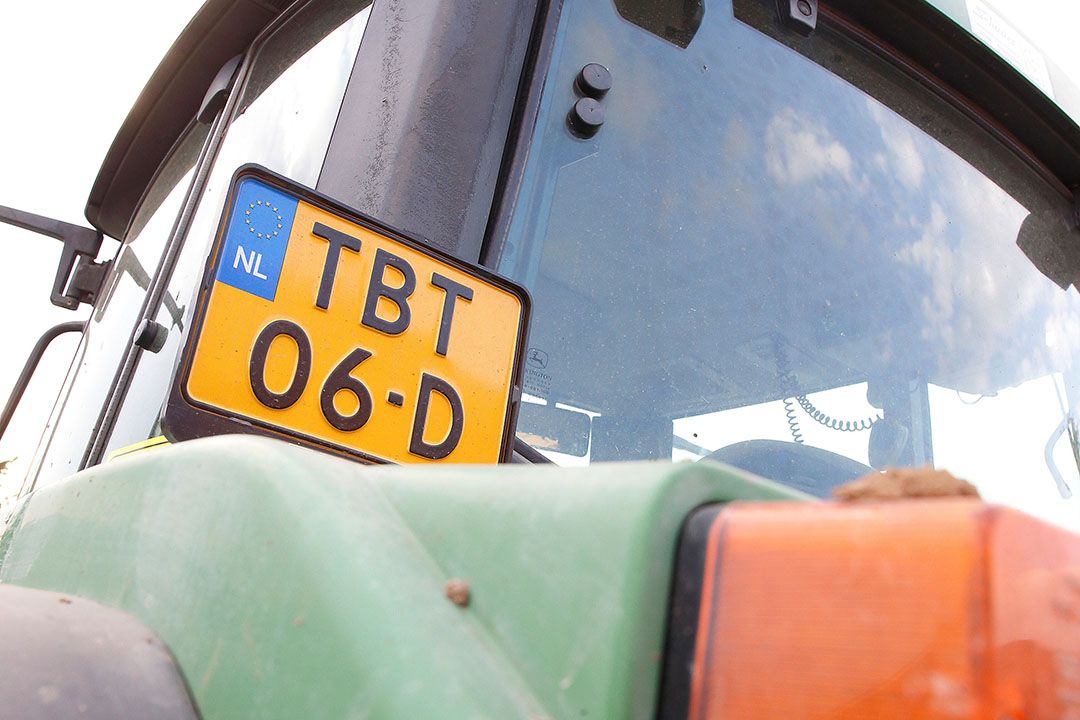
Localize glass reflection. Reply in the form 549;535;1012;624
502;0;1080;526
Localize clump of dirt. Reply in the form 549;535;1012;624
834;466;979;501
445;579;471;607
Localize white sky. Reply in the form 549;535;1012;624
0;0;1077;505
990;0;1080;87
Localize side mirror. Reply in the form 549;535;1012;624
0;205;111;310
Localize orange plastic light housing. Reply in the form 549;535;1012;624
681;500;1080;719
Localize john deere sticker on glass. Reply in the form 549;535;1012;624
165;165;529;464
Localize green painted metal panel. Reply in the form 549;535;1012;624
0;436;804;719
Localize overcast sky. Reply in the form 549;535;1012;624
0;0;1077;500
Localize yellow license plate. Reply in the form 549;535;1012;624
165;165;529;464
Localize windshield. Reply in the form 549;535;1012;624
499;0;1080;529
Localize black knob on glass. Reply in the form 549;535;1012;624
575;63;612;99
567;97;605;137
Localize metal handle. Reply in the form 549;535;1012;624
0;321;86;441
1044;416;1074;499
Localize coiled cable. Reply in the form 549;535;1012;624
774;337;880;443
795;394;880;433
774;339;805;444
782;396;804;444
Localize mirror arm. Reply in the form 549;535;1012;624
0;205;109;310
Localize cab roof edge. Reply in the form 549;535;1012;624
84;0;289;240
825;0;1080;196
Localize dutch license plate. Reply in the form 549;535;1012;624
165;165;529;464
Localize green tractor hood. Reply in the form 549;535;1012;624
0;436;802;719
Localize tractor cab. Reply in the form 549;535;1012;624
2;0;1080;524
4;1;1080;718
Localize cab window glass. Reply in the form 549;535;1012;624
499;0;1080;528
100;0;372;459
27;127;205;486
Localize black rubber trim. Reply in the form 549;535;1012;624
480;0;564;268
657;504;725;720
823;0;1080;196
